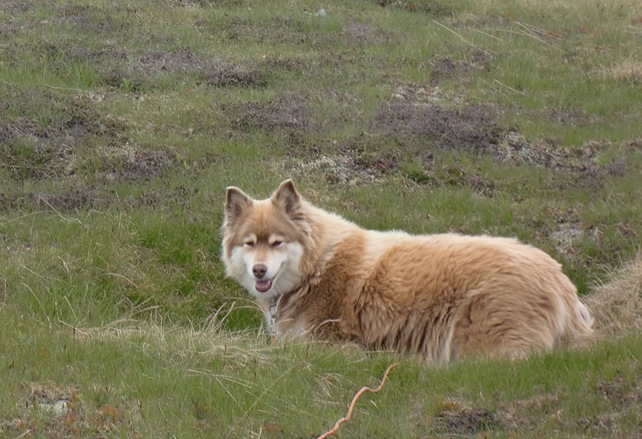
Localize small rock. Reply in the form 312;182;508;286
38;400;70;416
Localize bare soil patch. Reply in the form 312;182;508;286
340;19;397;45
433;399;504;435
285;148;393;185
0;84;182;187
495;133;629;191
375;99;506;150
173;0;244;7
428;48;493;85
221;16;308;45
97;144;179;183
10;4;270;91
135;48;267;87
54;3;134;34
576;373;642;438
376;0;459;16
201;14;395;48
0;190;108;213
254;84;507;189
220;92;313;134
0;186;195;214
0;88;125;143
0;87;126;181
99;47;267;90
547;107;598;126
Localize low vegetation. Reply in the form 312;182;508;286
1;0;640;437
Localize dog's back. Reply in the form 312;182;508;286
276;226;593;363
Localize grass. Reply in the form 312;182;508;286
1;318;640;438
1;0;641;437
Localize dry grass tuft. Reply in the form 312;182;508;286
586;252;642;337
513;0;642;14
598;58;642;85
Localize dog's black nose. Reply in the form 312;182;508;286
253;264;267;278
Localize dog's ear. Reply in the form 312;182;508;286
272;179;301;216
225;186;252;220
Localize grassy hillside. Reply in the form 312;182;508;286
1;0;641;437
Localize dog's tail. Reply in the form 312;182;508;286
563;297;594;346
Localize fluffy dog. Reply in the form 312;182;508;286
222;179;593;363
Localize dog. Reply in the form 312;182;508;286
221;179;593;363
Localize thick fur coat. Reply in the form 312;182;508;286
222;179;593;364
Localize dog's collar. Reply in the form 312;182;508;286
266;284;303;336
267;295;280;336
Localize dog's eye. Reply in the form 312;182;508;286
271;240;283;247
243;241;255;247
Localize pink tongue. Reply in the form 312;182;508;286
255;279;273;293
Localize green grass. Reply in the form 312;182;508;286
1;0;641;436
1;316;640;437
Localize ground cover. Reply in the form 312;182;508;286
1;0;641;436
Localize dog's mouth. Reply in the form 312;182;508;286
255;278;273;293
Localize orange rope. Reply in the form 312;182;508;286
317;363;399;439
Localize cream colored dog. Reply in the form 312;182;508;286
222;179;593;363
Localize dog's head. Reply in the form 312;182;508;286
222;179;309;300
